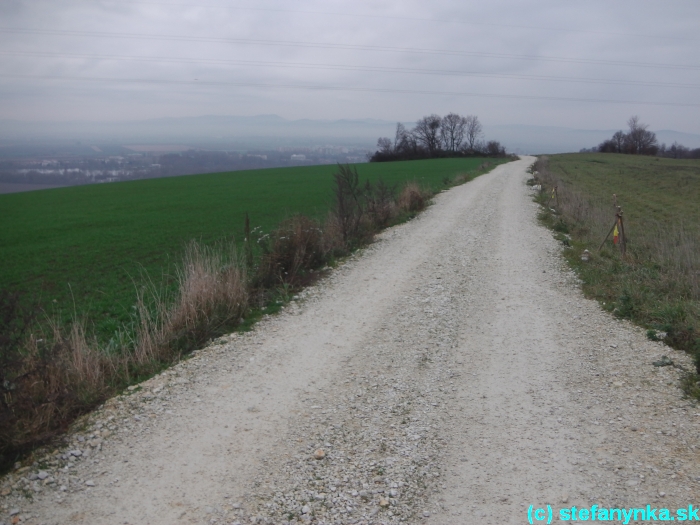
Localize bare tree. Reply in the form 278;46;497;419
394;123;405;150
463;115;483;151
412;114;442;155
440;113;467;152
598;139;616;153
376;137;392;155
627;115;657;155
668;141;689;159
598;117;659;156
612;131;626;153
393;122;412;154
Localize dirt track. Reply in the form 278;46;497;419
2;156;698;525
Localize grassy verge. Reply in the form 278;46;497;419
0;158;508;472
530;153;700;397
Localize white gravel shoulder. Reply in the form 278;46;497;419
2;156;698;525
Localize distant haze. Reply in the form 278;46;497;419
0;1;698;141
0;115;395;148
1;115;699;155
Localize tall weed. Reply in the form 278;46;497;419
0;240;248;469
397;182;427;213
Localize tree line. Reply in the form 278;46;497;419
369;113;507;162
597;116;700;158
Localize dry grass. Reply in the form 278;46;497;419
0;240;248;467
0;324;116;456
397;182;427;213
165;241;248;352
321;212;348;256
365;179;397;229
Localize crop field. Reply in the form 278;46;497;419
545;153;700;232
535;153;700;386
1;157;504;338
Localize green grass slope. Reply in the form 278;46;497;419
1;158;503;337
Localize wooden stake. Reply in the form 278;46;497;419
598;220;618;251
550;185;559;208
618;210;627;255
598;199;627;256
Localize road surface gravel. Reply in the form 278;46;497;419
2;156;698;525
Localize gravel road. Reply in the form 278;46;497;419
2;156;698;525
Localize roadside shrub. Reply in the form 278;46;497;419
256;215;328;288
332;164;365;245
397;182;426;213
365;179;397;229
320;212;347;257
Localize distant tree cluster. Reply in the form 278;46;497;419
657;142;700;159
596;116;699;158
370;113;507;162
598;116;659;155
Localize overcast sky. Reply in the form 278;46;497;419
1;0;698;132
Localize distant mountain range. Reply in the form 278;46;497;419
0;115;394;149
1;115;698;154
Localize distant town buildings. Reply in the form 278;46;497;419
0;144;372;193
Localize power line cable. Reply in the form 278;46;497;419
98;1;699;42
3;28;700;71
2;73;699;108
2;50;698;89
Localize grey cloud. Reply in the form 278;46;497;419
0;0;698;135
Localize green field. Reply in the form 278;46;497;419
536;153;700;385
1;158;504;338
546;153;700;233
